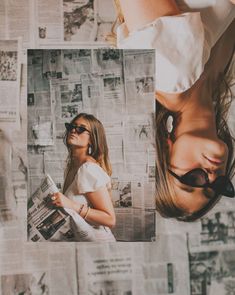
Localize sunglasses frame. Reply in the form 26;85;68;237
168;168;234;198
65;122;90;135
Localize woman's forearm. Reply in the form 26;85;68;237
80;205;116;228
119;0;180;32
50;192;116;228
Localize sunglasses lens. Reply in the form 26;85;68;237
182;169;207;186
65;123;72;131
65;123;88;134
225;182;235;198
213;177;235;198
76;126;86;134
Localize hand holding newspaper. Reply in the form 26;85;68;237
27;174;97;242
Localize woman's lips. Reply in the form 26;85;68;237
204;156;224;165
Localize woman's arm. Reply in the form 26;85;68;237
118;0;180;32
81;187;116;228
50;188;116;228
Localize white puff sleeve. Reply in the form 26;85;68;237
117;12;210;93
76;162;110;194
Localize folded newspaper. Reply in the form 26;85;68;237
27;174;97;241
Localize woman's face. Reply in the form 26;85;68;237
169;133;229;213
66;117;90;150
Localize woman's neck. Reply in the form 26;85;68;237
174;81;218;139
70;148;89;168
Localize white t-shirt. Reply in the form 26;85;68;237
64;162;116;242
117;0;235;93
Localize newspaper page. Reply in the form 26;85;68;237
28;174;104;242
76;234;190;295
104;121;124;165
0;131;15;221
0;1;32;48
6;0;32;47
0;0;116;48
180;198;235;295
123;50;155;114
0;57;28;223
1;272;49;295
35;0;64;45
27;50;54;146
63;0;97;42
0;1;6;38
35;0;116;47
0;227;78;295
27;174;71;242
189;247;235;295
112;208;156;241
0;39;21;129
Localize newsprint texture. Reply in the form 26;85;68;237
0;0;116;48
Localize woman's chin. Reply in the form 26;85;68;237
67;139;75;146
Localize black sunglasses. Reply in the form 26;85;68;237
168;168;234;198
65;123;90;135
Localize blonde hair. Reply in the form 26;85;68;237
155;68;235;222
105;0;124;47
63;113;112;177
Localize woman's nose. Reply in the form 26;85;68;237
207;172;217;183
206;169;223;183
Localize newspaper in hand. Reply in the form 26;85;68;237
27;174;96;242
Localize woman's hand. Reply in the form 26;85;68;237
50;192;80;212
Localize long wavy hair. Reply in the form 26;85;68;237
155;59;235;221
63;113;112;178
105;0;124;46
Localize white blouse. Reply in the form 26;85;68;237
64;162;116;242
65;162;111;197
117;0;235;93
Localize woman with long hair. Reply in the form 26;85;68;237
110;0;235;221
50;113;116;240
155;23;235;221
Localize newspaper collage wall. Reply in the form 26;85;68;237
0;1;235;294
27;49;156;242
